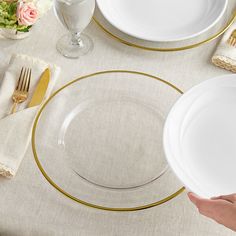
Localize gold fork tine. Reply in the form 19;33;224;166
10;67;31;114
233;38;236;46
23;68;31;92
21;68;27;92
26;69;31;92
227;29;236;47
20;68;27;91
19;67;28;91
17;68;26;91
16;67;25;90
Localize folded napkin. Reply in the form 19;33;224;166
212;22;236;73
0;54;60;177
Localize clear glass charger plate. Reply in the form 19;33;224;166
93;0;236;52
32;70;184;211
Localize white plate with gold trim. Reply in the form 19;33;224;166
164;74;236;198
96;0;228;42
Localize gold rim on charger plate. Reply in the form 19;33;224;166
93;10;236;52
32;70;185;212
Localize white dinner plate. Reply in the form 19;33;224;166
164;74;236;198
96;0;228;42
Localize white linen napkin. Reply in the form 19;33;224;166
0;54;60;177
212;22;236;73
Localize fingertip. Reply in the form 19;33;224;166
188;192;199;198
188;192;193;196
187;192;193;199
187;192;199;205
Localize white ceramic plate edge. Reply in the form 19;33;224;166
163;74;236;198
96;0;228;42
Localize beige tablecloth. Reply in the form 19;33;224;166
0;7;235;236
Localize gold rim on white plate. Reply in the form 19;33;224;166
93;10;236;52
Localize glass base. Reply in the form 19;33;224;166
56;33;93;59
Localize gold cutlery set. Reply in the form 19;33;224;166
10;67;50;114
227;29;236;47
212;29;236;73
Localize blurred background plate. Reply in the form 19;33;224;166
94;0;236;51
32;70;184;211
96;0;228;42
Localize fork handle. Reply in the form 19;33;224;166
10;102;18;114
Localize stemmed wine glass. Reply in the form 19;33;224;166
54;0;95;58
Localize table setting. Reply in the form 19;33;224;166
1;0;236;235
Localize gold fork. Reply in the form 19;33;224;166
227;29;236;47
11;67;31;114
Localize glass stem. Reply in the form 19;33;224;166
71;32;83;47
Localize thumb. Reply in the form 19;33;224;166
188;192;215;208
188;192;232;221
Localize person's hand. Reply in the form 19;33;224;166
188;192;236;232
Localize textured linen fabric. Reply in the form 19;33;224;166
0;54;60;177
0;7;235;236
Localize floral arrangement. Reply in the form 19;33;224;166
0;0;52;32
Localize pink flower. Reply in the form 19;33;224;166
17;1;38;26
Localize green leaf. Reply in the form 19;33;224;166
17;25;32;32
8;2;17;15
0;1;18;29
17;28;29;32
